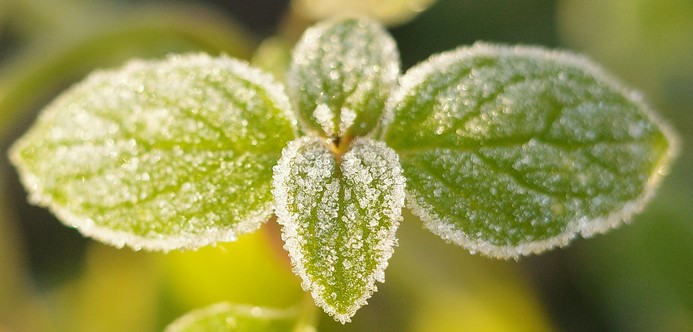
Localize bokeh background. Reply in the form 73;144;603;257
1;0;691;331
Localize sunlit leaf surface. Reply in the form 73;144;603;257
382;43;676;258
288;17;399;138
292;0;437;26
165;302;299;332
273;137;405;323
10;54;297;251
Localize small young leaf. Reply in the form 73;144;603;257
381;43;676;258
164;302;299;332
10;54;297;251
288;17;400;139
273;137;405;323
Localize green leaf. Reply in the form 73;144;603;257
381;43;676;258
164;302;299;332
292;0;438;26
287;17;400;139
10;54;297;251
273;137;405;323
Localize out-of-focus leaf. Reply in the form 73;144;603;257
165;302;302;332
252;37;293;82
10;54;297;251
382;42;676;258
9;0;100;39
292;0;437;26
0;4;255;140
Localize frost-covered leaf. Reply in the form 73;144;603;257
273;137;405;323
288;17;399;139
164;302;299;332
10;54;297;251
381;43;676;258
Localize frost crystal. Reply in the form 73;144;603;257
10;53;297;251
288;17;400;138
313;104;335;136
382;43;676;258
273;137;405;323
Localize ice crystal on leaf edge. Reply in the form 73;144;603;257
9;53;298;252
272;137;405;323
379;42;678;259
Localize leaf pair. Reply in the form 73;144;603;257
10;17;676;323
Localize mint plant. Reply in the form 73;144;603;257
9;16;676;324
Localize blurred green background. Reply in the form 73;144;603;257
0;0;690;331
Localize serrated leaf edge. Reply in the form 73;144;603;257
8;53;298;252
288;16;400;138
406;164;668;259
379;42;676;141
389;42;679;259
272;137;405;323
130;53;300;137
332;137;405;323
9;151;275;252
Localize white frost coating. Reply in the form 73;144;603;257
9;53;298;251
12;160;272;252
386;42;679;258
126;53;298;136
272;136;405;323
339;107;357;136
167;53;299;135
313;104;335;136
380;42;677;142
273;137;338;318
288;16;400;137
408;144;673;259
